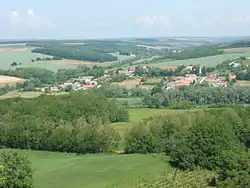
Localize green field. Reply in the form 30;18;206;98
110;108;180;142
28;150;172;188
0;47;77;71
151;52;250;67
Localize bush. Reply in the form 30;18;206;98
0;92;127;154
0;150;33;188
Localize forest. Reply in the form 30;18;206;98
0;92;128;154
28;40;152;62
124;107;250;187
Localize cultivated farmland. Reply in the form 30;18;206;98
0;75;24;85
223;47;250;53
112;78;141;88
150;52;250;67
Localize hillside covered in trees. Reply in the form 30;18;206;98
28;40;164;62
0;92;128;154
125;108;250;187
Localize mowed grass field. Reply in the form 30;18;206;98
151;52;250;67
27;150;172;188
27;109;180;188
110;108;179;139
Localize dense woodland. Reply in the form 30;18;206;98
0;92;128;154
28;40;163;62
143;86;250;108
95;85;250;108
124;108;250;187
227;40;250;48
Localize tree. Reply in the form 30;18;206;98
0;150;33;188
10;62;18;67
170;116;243;170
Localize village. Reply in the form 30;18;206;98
41;62;237;93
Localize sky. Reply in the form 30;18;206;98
1;0;250;39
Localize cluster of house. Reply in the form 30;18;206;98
41;76;104;93
204;73;236;87
118;66;150;76
164;74;198;90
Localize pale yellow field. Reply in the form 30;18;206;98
112;78;141;88
154;65;177;70
236;80;250;87
0;91;42;99
46;60;112;67
144;78;162;83
0;48;30;52
0;91;69;100
224;47;250;53
0;43;26;47
0;76;24;85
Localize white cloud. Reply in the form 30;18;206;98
8;9;55;29
135;15;171;27
230;14;250;26
9;11;24;25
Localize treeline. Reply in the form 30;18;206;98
32;47;118;62
28;40;172;62
153;46;223;61
143;86;250;108
95;85;250;108
124;108;250;187
0;92;128;154
227;40;250;48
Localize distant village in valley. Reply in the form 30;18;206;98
41;60;238;93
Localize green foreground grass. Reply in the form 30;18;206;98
27;109;177;188
28;151;172;188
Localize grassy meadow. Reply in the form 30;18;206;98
110;108;181;141
25;150;172;188
0;46;76;71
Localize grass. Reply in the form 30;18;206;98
150;52;250;67
0;46;77;72
0;91;69;100
27;150;172;188
128;108;175;123
0;91;43;99
110;108;177;140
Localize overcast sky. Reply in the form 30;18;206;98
1;0;250;39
